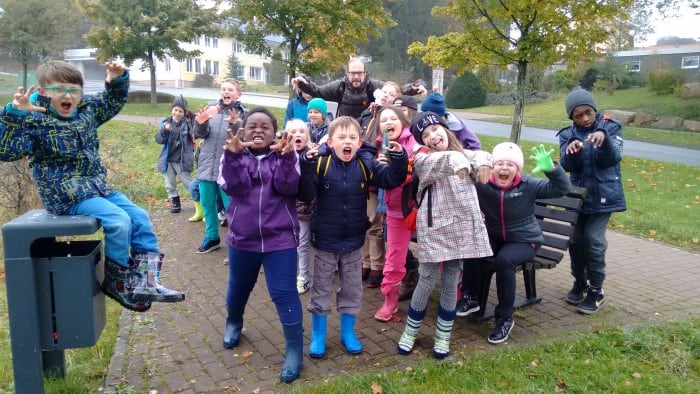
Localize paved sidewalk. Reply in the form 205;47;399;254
103;206;700;393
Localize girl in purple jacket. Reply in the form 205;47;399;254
218;107;303;383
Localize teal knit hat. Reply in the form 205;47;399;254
307;98;327;117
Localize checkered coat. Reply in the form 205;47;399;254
412;149;492;263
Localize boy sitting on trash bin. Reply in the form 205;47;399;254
0;60;184;312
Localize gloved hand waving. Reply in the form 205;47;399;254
530;144;554;173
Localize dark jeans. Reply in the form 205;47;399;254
462;242;537;320
226;247;302;325
569;212;611;289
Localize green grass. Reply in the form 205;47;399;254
289;319;699;393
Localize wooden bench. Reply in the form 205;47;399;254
470;186;586;321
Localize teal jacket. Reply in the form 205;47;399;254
0;72;129;214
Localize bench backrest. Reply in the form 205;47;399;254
530;186;586;269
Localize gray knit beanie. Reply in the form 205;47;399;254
565;87;596;119
172;96;187;110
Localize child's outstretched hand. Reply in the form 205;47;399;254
11;86;45;113
224;128;247;152
530;144;554;173
195;104;220;124
224;108;240;125
105;61;127;83
271;132;294;155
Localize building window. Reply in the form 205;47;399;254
194;36;201;45
213;61;220;76
205;60;212;74
212;38;219;49
233;41;244;53
186;58;193;72
195;59;201;74
681;56;699;69
164;57;171;72
205;36;211;47
249;66;263;81
626;60;641;72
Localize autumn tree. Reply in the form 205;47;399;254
0;0;83;89
408;0;632;143
225;0;394;97
80;0;223;106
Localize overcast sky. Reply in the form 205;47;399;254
637;6;699;46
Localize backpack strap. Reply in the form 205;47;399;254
316;154;370;184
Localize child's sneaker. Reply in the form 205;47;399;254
296;276;310;294
577;287;604;314
196;237;220;254
456;295;480;317
565;281;588;305
366;270;383;288
487;317;514;344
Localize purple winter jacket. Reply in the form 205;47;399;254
220;148;300;253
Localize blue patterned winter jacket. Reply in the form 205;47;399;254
0;72;129;214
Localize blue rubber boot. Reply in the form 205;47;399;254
280;321;304;383
309;314;327;358
339;313;363;355
223;315;243;349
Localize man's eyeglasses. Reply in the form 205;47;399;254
347;71;365;76
43;86;84;97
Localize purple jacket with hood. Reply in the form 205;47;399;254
220;148;300;253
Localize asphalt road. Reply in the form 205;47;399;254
88;81;699;166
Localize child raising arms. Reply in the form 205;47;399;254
298;116;407;359
397;112;492;359
0;60;184;312
218;108;303;383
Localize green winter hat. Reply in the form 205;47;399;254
307;98;327;117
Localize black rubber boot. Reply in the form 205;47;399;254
170;196;181;213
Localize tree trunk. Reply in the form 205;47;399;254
149;50;157;107
21;62;29;90
510;61;528;144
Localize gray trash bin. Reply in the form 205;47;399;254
2;209;105;393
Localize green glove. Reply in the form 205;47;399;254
530;144;554;173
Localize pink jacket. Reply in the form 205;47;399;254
378;127;417;219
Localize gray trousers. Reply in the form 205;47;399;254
307;248;363;316
163;162;193;198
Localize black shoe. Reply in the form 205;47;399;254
577;287;604;314
361;267;371;282
565;281;588;305
488;317;514;344
196;238;221;254
170;196;181;213
366;270;383;288
456;295;481;317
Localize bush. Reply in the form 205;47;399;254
550;68;578;92
194;73;214;88
476;67;499;93
648;68;683;95
445;72;486;109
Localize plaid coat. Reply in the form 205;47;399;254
412;149;492;263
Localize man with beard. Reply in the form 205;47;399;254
291;57;427;120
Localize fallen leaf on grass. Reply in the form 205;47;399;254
371;381;383;394
530;358;539;367
632;372;641;379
